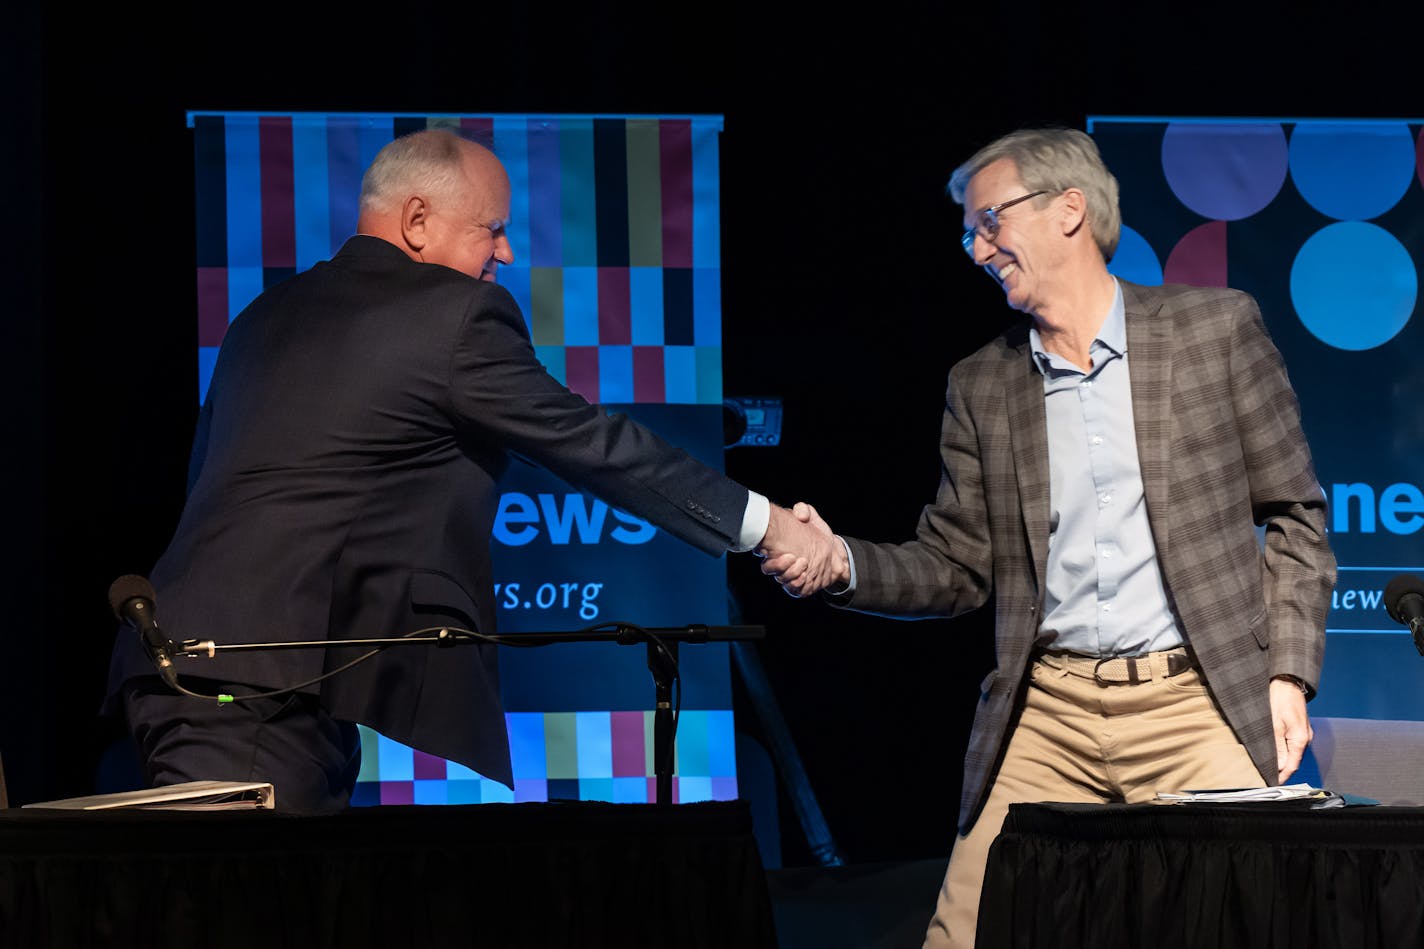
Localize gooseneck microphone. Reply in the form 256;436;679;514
109;575;180;689
1383;573;1424;658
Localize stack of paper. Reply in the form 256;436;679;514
1155;783;1342;807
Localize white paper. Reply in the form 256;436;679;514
1155;782;1337;805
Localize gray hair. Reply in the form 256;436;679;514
946;127;1122;262
359;128;469;215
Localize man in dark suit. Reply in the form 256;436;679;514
107;128;841;814
765;127;1336;948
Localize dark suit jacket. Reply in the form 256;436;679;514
106;236;749;786
830;280;1337;832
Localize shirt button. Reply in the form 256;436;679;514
1100;494;1112;505
1091;435;1103;446
1102;603;1113;612
1101;549;1113;559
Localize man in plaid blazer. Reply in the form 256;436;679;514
764;127;1336;948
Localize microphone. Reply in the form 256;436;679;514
109;575;180;689
1383;573;1424;657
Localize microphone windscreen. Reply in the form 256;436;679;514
1383;574;1424;624
108;574;157;618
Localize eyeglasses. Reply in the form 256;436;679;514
960;190;1050;257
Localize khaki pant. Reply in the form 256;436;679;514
923;653;1267;949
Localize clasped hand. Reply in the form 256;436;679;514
756;502;848;598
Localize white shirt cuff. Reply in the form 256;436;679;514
732;491;770;552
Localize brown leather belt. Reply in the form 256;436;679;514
1038;647;1195;685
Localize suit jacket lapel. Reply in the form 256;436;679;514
1122;280;1173;558
1004;327;1051;598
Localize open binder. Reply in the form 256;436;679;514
21;780;274;811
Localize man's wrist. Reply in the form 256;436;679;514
1273;674;1309;695
824;536;855;595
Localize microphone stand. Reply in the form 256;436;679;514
175;623;766;806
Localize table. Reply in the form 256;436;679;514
0;799;776;949
977;801;1424;948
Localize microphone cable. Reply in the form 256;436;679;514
172;622;681;728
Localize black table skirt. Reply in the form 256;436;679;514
0;800;777;949
977;802;1424;949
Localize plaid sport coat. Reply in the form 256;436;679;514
831;280;1337;832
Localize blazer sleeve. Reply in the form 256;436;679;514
443;283;750;556
1229;295;1336;690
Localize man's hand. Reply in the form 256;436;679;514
1270;676;1313;783
756;502;848;598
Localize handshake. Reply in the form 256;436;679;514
756;502;850;599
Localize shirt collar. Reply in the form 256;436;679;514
1028;278;1126;375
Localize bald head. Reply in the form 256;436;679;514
356;129;514;281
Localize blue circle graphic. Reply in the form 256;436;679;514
1161;123;1288;221
1106;225;1162;286
1290;222;1416;351
1288;122;1416;221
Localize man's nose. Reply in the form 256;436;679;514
495;235;515;266
971;232;996;265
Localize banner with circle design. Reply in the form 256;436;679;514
1090;116;1424;719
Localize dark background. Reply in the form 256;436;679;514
3;1;1413;866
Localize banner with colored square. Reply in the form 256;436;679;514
189;111;725;406
188;111;740;806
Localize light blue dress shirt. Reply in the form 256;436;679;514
1030;280;1183;657
833;282;1185;656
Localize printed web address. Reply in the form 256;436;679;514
1326;565;1420;634
493;581;604;621
1331;587;1383;611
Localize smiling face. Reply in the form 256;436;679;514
962;158;1059;316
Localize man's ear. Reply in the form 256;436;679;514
401;195;430;252
1059;188;1088;237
